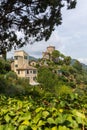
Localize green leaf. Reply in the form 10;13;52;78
42;111;49;119
54;114;66;125
51;126;58;130
4;114;11;123
44;128;50;130
58;126;70;130
32;127;37;130
37;120;45;127
66;114;73;122
22;120;30;125
18;112;31;123
47;117;55;124
72;110;85;119
67;120;78;128
35;107;44;113
0;125;4;130
72;129;81;130
33;113;42;124
18;125;28;130
1;109;8;115
9;111;16;117
4;124;15;130
55;117;60;125
50;107;57;112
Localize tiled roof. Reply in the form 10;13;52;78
47;46;55;48
17;64;37;70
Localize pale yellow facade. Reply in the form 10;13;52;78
17;66;37;84
11;50;38;85
14;50;28;72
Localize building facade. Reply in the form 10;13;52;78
11;50;37;85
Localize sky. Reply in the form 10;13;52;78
7;0;87;65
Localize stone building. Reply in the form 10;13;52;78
42;46;55;60
11;50;38;85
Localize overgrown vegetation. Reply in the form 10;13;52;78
0;50;87;130
0;93;87;130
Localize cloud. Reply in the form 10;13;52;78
78;58;87;65
7;0;87;65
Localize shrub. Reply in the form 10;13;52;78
55;85;72;96
0;59;11;74
0;75;7;93
6;71;17;80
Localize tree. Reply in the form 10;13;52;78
73;60;82;72
0;59;10;74
52;50;60;58
64;56;71;65
0;0;76;55
52;50;60;63
37;67;57;91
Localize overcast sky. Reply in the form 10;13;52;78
7;0;87;65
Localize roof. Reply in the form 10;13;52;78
47;46;55;48
17;64;37;70
14;50;28;56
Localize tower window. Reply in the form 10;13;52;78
15;64;18;67
14;56;18;60
24;56;27;59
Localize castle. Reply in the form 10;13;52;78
42;46;55;60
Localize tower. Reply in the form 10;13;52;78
13;50;29;72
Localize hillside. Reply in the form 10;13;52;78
37;49;87;94
0;50;87;130
71;59;87;70
29;55;38;61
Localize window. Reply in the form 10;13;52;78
18;70;20;74
15;64;18;67
24;56;27;59
33;70;36;74
30;70;32;73
26;70;29;74
14;56;18;60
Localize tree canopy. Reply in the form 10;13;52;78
0;0;76;54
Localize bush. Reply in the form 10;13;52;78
0;75;7;93
6;71;17;80
0;59;11;74
55;85;72;96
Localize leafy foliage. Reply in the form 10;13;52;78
0;93;87;130
1;48;87;130
0;71;31;96
37;67;58;91
0;59;11;74
72;60;82;72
